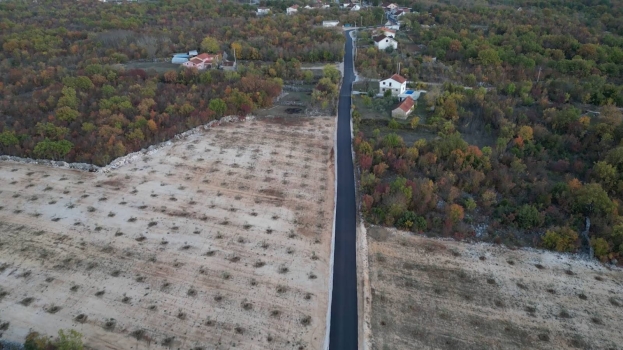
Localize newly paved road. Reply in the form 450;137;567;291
329;30;358;350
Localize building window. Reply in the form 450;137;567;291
389;82;392;86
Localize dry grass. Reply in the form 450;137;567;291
366;226;623;350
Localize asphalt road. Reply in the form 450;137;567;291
329;30;358;350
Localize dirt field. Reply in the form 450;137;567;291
0;116;335;350
366;226;623;350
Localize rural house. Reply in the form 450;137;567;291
379;74;407;96
374;35;398;51
323;20;340;27
256;7;270;15
382;2;399;12
391;97;414;119
287;5;298;14
182;53;221;70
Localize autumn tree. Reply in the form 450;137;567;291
542;227;579;252
201;36;220;53
323;64;340;84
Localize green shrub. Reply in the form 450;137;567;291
516;204;541;229
541;226;578;252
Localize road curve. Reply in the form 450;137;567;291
329;30;358;350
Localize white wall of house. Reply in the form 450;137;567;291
379;78;406;96
391;106;412;119
375;37;398;51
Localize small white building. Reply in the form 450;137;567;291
286;5;298;14
379;74;407;96
374;35;398;51
257;7;270;15
323;20;340;27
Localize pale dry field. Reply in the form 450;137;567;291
366;226;623;350
0;117;335;350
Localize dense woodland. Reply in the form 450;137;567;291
354;0;623;262
0;0;346;165
357;0;623;106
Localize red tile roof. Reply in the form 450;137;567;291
395;97;414;113
381;27;396;33
195;53;219;61
390;74;406;83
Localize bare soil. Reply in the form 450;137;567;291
366;226;623;350
0;117;335;350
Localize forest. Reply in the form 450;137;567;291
0;0;346;165
354;0;623;262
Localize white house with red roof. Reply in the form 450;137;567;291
182;53;221;70
379;74;407;96
287;5;298;14
374;35;398;51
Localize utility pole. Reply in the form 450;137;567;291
536;66;542;83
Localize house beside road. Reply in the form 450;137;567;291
379;74;407;96
182;53;221;70
323;20;340;27
374;35;398;51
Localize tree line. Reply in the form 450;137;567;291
0;0;346;165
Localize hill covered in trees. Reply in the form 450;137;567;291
0;0;345;165
354;0;623;263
